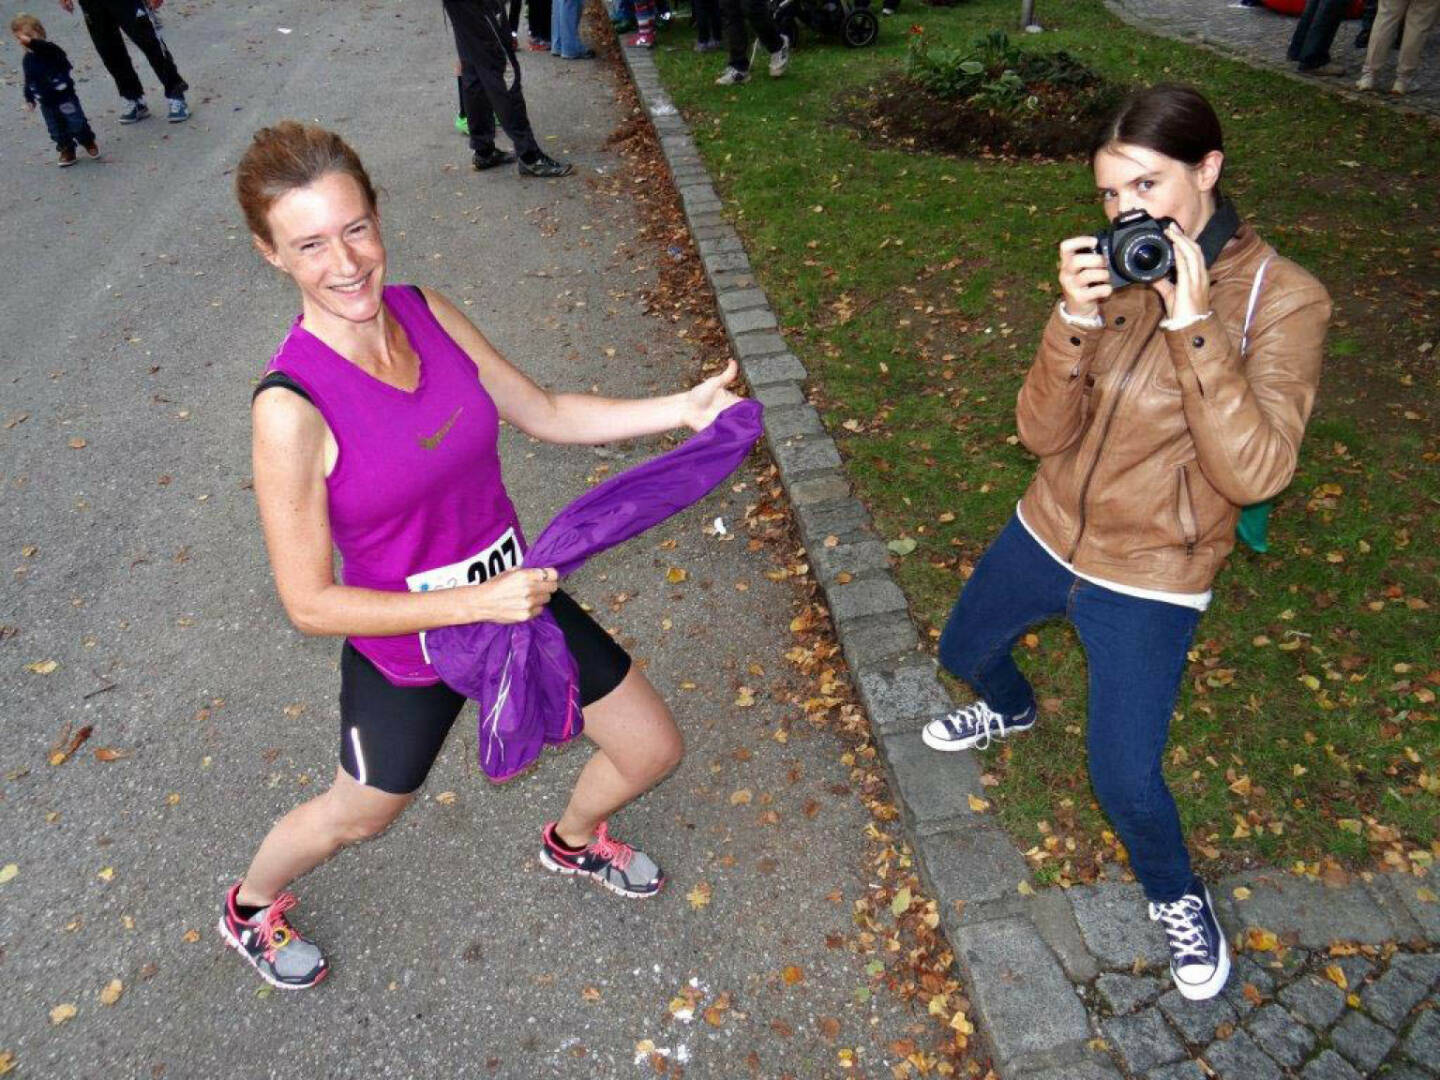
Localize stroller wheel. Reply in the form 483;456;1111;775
842;8;878;47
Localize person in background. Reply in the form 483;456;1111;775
625;0;660;47
1355;0;1378;46
693;0;722;51
13;11;98;167
1287;0;1355;76
713;0;789;85
56;0;188;122
443;0;572;177
551;0;595;58
526;0;552;50
1356;0;1439;93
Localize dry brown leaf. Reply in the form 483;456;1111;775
94;748;131;762
68;437;87;450
729;788;753;806
781;965;804;985
434;791;457;805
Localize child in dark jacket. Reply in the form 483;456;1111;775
12;12;98;167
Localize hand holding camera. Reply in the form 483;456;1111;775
1058;210;1211;324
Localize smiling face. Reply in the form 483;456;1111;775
255;170;386;328
1092;141;1224;237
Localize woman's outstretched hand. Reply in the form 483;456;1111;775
681;358;741;431
1154;223;1211;324
1057;236;1113;318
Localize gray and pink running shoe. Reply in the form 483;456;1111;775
539;821;665;898
218;884;328;989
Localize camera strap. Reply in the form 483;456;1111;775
1196;199;1241;269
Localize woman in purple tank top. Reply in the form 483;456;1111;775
216;122;741;989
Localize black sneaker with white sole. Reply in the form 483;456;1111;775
921;700;1036;752
1149;878;1230;1001
218;883;329;989
517;151;573;178
540;821;665;898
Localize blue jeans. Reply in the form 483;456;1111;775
1289;0;1352;67
551;0;587;55
937;515;1202;902
40;94;96;153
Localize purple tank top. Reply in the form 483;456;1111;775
266;284;523;685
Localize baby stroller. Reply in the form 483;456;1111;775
770;0;880;48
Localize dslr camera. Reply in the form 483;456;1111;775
1093;209;1176;289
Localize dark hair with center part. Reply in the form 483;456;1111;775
1090;84;1224;170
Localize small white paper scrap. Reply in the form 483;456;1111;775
713;517;727;535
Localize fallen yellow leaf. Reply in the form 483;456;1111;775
49;1003;77;1026
0;864;16;886
665;567;688;584
1245;927;1279;952
729;788;753;806
181;929;200;943
25;660;58;675
687;882;712;910
0;1050;15;1075
967;794;990;813
434;791;457;805
734;686;756;708
1232;886;1252;901
1324;965;1347;990
97;867;114;882
781;965;804;985
99;979;123;1006
68;437;87;450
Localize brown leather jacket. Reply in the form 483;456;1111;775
1016;224;1331;594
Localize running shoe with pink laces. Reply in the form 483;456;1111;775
218;884;329;989
539;821;665;898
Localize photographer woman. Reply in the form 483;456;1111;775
922;85;1330;1001
217;122;739;988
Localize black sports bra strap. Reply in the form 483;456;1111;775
251;370;312;406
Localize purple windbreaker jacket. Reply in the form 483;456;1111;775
427;398;764;781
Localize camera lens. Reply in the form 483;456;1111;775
1131;242;1163;273
1119;235;1173;283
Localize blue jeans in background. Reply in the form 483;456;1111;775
40;94;96;153
551;0;588;55
937;515;1202;903
1289;0;1352;68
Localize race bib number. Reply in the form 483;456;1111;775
406;527;522;662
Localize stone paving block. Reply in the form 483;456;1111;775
830;578;908;623
698;234;744;256
1361;873;1428;941
1378;1067;1432;1080
1203;1029;1284;1080
686;209;724;228
1095;972;1166;1015
745;352;807;389
794;497;870;543
710;270;757;291
1158;988;1237;1046
718;288;769;313
880;729;982;827
1245;1001;1315;1068
812;537;890;584
763;404;823;442
1384;872;1440;939
687;200;725;220
923;822;1033;916
1029;887;1100;983
772;435;841;477
787;472;850;510
1222;873;1405;947
1222;954;1276;1016
1330;1009;1397;1073
1146;1061;1206;1080
678;182;718;203
1300;1049;1364;1080
1069;883;1172;970
837;611;920;672
1329;954;1376;991
704;250;751;275
955;916;1090;1066
1278;973;1347;1029
752;381;805;410
1363;964;1432;1029
1390;951;1440;990
724;307;779;336
1013;1052;1124;1080
1401;1007;1440;1068
1102;1008;1187;1073
731;330;786;358
688;222;729;242
856;659;951;735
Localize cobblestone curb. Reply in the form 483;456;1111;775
619;41;1440;1080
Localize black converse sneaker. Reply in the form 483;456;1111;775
539;821;665;898
1149;878;1230;1000
217;883;329;989
921;700;1036;752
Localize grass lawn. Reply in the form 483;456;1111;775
649;0;1440;883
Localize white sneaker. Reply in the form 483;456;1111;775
1355;71;1374;91
1392;77;1412;95
921;700;1036;752
769;34;790;78
1150;880;1231;1001
714;65;749;86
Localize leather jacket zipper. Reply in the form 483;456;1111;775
1067;331;1148;563
1176;464;1198;557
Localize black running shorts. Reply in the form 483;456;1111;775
337;589;631;794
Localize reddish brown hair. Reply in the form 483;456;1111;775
234;122;378;247
10;13;47;38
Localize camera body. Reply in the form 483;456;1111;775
1094;209;1177;289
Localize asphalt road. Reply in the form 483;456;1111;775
0;2;935;1077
